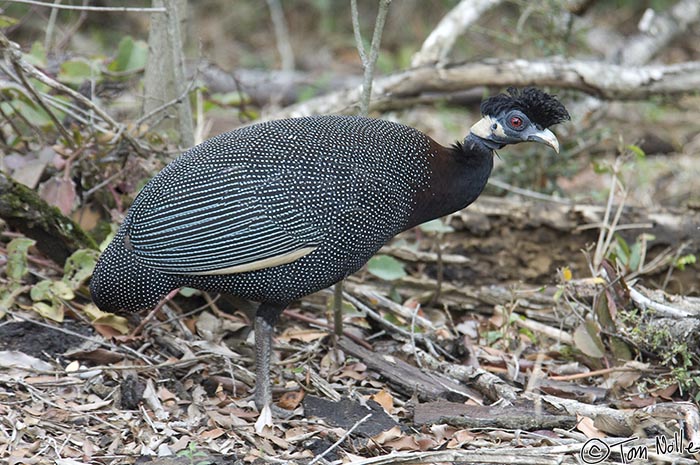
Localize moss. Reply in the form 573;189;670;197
0;171;97;265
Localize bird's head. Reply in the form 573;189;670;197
90;223;179;314
470;87;570;153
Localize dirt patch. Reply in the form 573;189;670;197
0;320;93;361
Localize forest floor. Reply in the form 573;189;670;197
2;2;700;464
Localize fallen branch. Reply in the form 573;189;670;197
308;412;372;465
411;0;505;67
0;172;97;264
265;58;700;119
337;336;481;404
0;32;147;155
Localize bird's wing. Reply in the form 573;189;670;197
126;163;323;274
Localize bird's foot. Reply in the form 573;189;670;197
254;392;295;419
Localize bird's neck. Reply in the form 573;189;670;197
406;133;494;229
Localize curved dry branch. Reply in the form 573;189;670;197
411;0;505;67
264;58;700;119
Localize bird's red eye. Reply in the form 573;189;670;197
510;116;523;128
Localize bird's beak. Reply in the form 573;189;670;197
528;128;560;153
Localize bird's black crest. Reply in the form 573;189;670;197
480;87;570;129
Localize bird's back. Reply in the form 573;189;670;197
122;115;435;303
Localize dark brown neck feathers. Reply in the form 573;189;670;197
405;135;494;230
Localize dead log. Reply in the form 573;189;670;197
337;337;482;404
264;59;700;119
0;171;97;264
413;399;576;430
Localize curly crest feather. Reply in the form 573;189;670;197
480;87;570;129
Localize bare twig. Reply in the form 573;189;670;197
265;58;700;119
628;286;692;318
489;178;573;205
332;0;392;341
6;0;166;12
411;0;504;67
351;0;392;116
44;0;61;53
266;0;295;71
0;32;148;155
11;61;76;148
308;413;373;465
134;76;199;129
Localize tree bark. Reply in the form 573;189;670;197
143;0;194;148
0;172;97;265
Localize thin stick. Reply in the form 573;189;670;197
11;61;76;148
308;412;372;465
44;0;61;53
266;0;295;71
352;0;392;116
333;0;392;346
283;309;373;350
134;77;199;128
0;32;147;155
489;178;573;205
6;0;166;12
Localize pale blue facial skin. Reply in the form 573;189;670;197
470;110;559;153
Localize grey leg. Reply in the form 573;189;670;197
254;314;274;411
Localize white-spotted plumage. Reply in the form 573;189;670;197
91;115;436;312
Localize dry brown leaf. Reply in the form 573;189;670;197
335;368;366;381
157;386;176;402
370;389;394;414
39;177;77;215
12;160;46;189
371;426;402;445
71;205;102;231
200;428;225;439
415;436;440;450
73;399;112;411
577;414;606;438
605;361;647;389
430;424;458;442
382;435;421;451
278;390;305;410
651;383;679;400
65;348;124;365
281;329;328;343
446;429;477;448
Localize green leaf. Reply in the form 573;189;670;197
30;280;53;302
628;240;642;271
418;219;454;234
609;335;633;361
675;254;697;271
83;303;129;334
33;301;64;322
6;238;35;281
626;144;646;160
58;59;95;86
367;255;407;281
63;249;99;290
51;280;75;300
109;36;148;72
210;91;248;106
0;15;18;29
3;99;54;127
592;161;611;174
573;318;605;358
25;41;47;67
483;330;502;345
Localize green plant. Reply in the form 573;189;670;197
176;442;213;465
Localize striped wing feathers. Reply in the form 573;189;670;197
127;164;322;274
